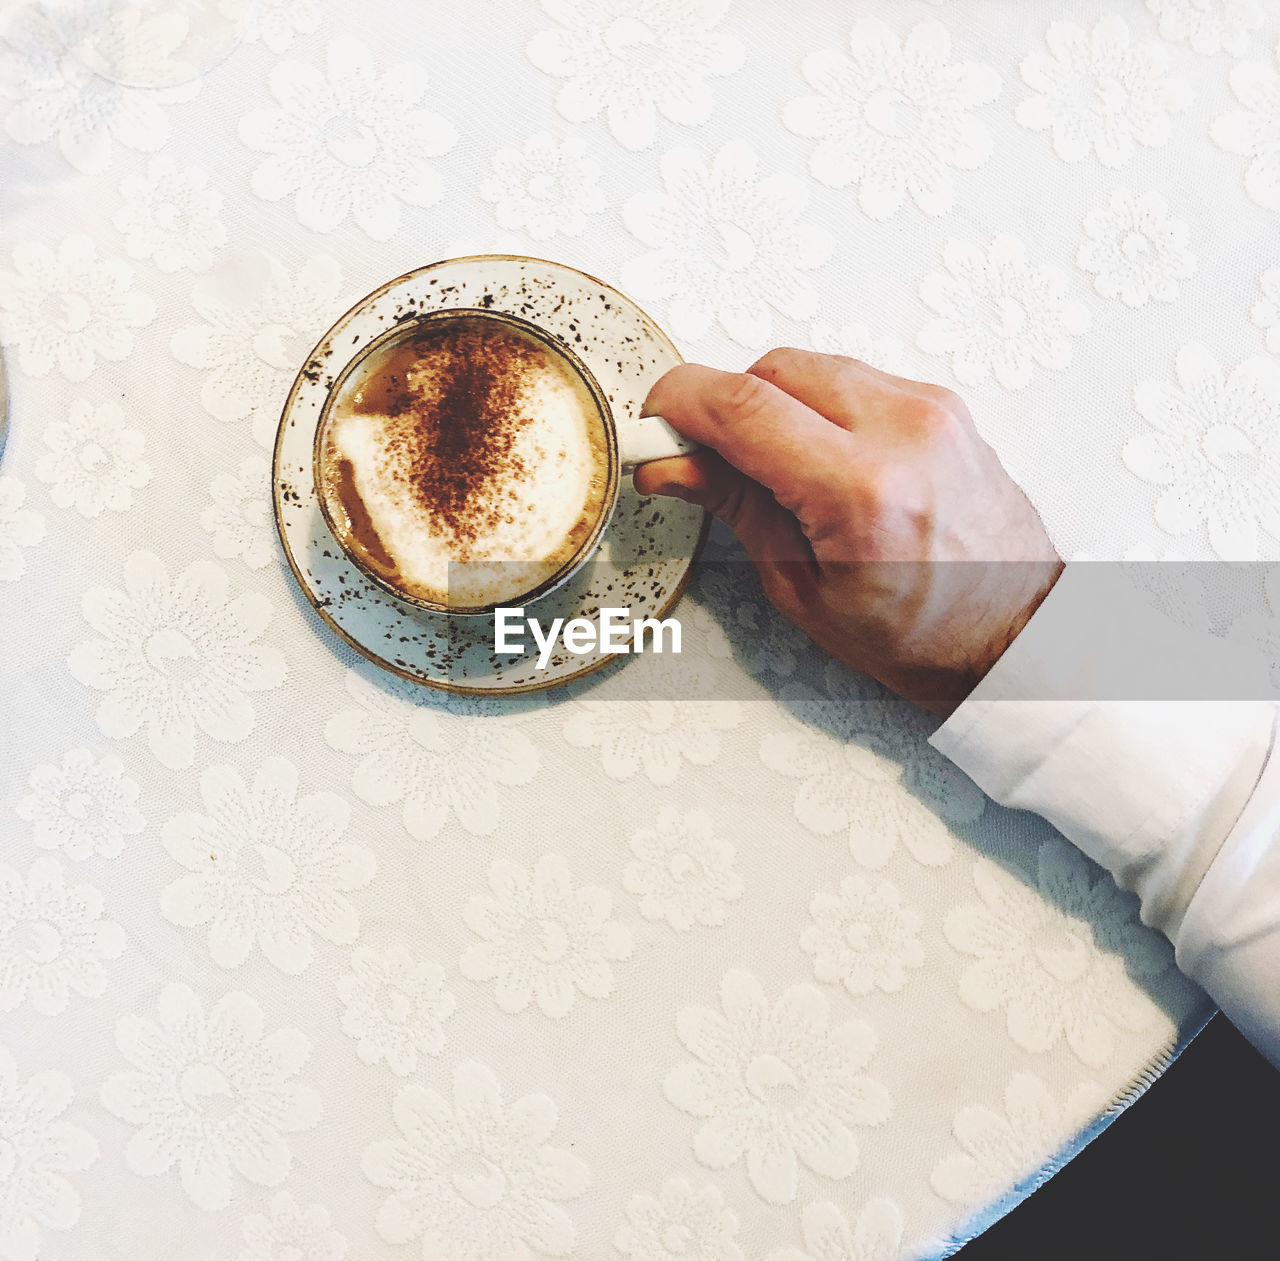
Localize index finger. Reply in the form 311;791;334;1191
748;347;962;434
642;363;857;518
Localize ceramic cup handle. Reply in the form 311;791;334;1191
616;413;699;473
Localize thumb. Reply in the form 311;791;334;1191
634;449;815;569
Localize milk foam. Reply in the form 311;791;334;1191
322;321;610;608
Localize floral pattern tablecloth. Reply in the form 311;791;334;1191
4;0;1279;1257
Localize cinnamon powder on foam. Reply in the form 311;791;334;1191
356;318;540;555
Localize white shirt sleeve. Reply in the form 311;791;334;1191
928;562;1280;1068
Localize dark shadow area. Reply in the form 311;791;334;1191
954;1014;1280;1260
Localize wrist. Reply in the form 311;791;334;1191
890;557;1066;718
976;556;1066;694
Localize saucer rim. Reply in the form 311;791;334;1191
271;252;710;698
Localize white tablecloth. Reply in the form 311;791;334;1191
4;0;1278;1256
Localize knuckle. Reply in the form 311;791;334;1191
898;396;956;440
719;370;777;427
747;346;808;383
921;383;969;419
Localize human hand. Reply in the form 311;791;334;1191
636;350;1064;717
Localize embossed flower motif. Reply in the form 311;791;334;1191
624;807;744;932
930;1072;1103;1205
338;945;455;1076
809;321;906;376
760;672;985;870
783;19;1000;221
115;157;226;274
160;758;375;976
16;746;144;861
621;142;832;347
220;0;321;54
461;854;633;1018
615;1178;744;1261
691;560;809;679
1114;545;1212;636
480;132;605;240
801;876;924;997
0;236;155;381
201;455;274;570
766;1197;904;1261
0;477;45;582
664;970;892;1205
1255;266;1280;354
1227;565;1280;689
35;399;150;518
0;1044;98;1261
917;236;1091;390
326;668;539;841
239;1190;348;1261
239;36;458;240
1215;40;1280;210
1078;188;1196;307
1016;18;1191;167
0;4;195;175
363;1061;590;1259
100;984;322;1211
527;0;744;151
172;253;344;448
0;858;126;1016
1147;0;1263;57
1123;345;1280;559
68;551;287;770
562;656;742;784
945;840;1176;1067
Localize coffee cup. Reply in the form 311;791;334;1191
312;304;696;615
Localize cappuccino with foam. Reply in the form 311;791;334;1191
317;313;613;611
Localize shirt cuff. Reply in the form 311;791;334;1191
1177;707;1280;1067
928;563;1277;942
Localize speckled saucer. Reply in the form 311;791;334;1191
273;255;708;695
